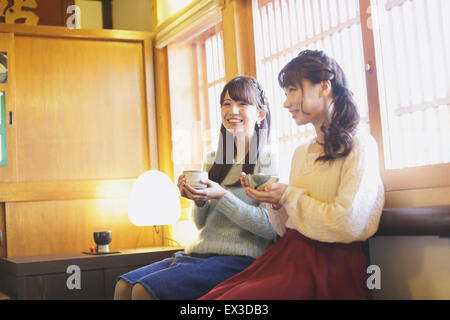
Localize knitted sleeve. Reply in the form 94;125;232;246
266;144;305;237
280;134;385;243
191;152;215;229
214;148;279;240
267;205;288;236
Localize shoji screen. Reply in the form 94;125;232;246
371;0;450;169
205;31;226;150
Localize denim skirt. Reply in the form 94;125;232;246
118;251;255;300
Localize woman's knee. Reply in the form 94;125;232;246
114;279;133;300
131;283;154;300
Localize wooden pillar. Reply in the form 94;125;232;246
222;0;257;80
150;0;174;181
153;47;174;181
150;0;177;241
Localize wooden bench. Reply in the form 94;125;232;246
375;205;450;237
363;205;450;265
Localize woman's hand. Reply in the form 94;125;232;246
177;174;206;206
271;203;283;210
191;179;227;200
239;172;249;188
177;175;226;205
240;172;288;206
177;174;188;198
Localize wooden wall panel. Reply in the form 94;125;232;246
0;203;5;257
14;35;149;182
5;198;164;257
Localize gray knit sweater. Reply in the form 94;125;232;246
185;147;279;259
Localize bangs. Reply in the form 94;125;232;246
278;51;335;88
221;79;258;106
278;61;302;88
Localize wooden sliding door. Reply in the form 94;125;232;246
14;35;149;181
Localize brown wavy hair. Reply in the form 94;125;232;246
208;76;271;186
278;50;360;162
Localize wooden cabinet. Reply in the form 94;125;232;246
0;25;164;257
0;247;183;300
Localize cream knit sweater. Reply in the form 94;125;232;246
269;131;385;243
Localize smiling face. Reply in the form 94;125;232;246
283;79;331;128
221;91;265;136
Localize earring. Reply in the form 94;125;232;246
257;120;262;128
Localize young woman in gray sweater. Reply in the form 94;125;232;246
114;76;278;300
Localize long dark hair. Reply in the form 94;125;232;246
278;50;359;162
208;76;271;187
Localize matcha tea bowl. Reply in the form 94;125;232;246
244;173;279;191
183;170;208;190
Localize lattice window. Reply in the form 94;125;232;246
372;0;450;169
253;0;450;187
205;30;226;146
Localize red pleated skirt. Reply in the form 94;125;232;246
199;229;372;300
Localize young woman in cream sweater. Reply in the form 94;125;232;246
200;50;385;300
